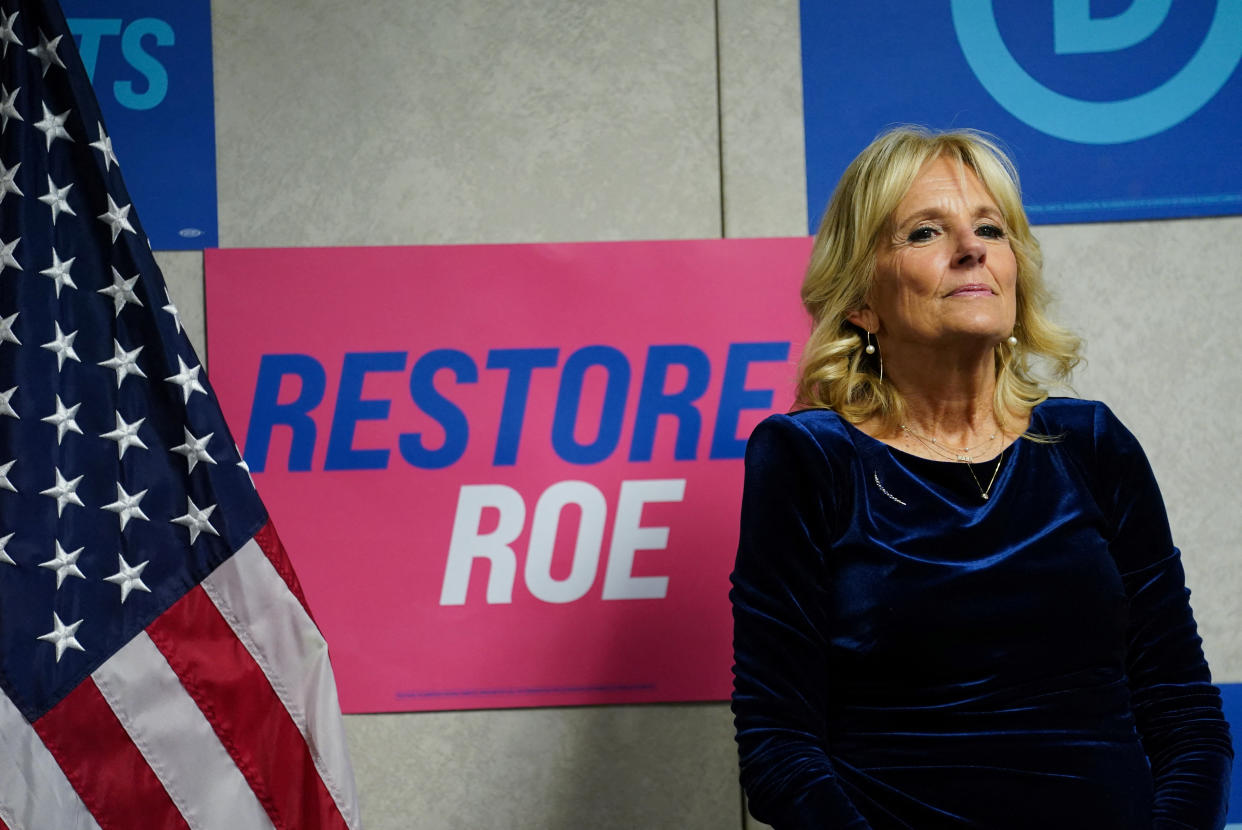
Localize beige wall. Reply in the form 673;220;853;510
153;2;1240;827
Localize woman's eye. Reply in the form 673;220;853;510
977;223;1006;239
907;226;936;242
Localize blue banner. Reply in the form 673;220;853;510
1225;683;1242;822
800;1;1242;228
62;0;216;249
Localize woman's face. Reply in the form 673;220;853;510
855;156;1018;352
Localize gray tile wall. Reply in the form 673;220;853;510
155;2;1238;827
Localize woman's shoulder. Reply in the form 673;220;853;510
1032;395;1108;425
751;408;856;450
1031;396;1145;463
745;409;859;471
742;411;859;518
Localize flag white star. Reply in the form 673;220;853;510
98;339;146;388
27;29;65;76
172;427;216;473
172;496;219;544
38;175;75;224
90;122;119;171
104;553;151;603
33;102;71;150
39;540;85;588
101;412;148;458
97;195;135;242
98;266;142;316
166;356;207;403
40;467;84;516
235;443;256;487
0;11;21;58
41;321;80;370
0;311;18;346
163;288;182;333
37;612;84;662
0;83;18;131
102;483;149;530
0;386;16;419
0;235;19;276
0;531;13;565
0;158;20;202
0;459;14;492
41;395;82;444
40;249;75;296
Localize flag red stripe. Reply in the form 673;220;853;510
146;585;348;830
254;520;313;617
33;679;190;830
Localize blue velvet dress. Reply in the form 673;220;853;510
730;398;1232;828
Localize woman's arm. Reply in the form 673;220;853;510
730;415;873;829
1094;405;1233;829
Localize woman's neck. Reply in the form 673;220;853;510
892;342;997;431
858;340;1023;457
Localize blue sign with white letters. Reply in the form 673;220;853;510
61;0;215;249
800;1;1242;227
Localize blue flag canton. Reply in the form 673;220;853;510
0;0;264;722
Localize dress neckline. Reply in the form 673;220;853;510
833;411;1026;465
834;413;1026;505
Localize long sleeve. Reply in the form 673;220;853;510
729;415;873;829
1093;405;1233;829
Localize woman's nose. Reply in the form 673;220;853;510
954;229;986;267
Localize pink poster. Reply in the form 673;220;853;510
204;238;813;713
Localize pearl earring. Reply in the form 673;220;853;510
1007;334;1018;346
865;331;876;355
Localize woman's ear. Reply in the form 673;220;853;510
847;308;877;333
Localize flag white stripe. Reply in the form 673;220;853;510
91;631;276;830
202;537;361;829
0;689;101;830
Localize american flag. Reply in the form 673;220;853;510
0;1;359;827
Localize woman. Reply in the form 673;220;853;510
730;127;1232;828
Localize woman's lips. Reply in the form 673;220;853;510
948;284;993;297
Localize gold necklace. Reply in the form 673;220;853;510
900;427;1006;500
899;424;997;462
963;449;1005;501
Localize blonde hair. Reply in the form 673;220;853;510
796;125;1081;434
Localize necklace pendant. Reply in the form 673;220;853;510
982;493;989;500
957;454;970;462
